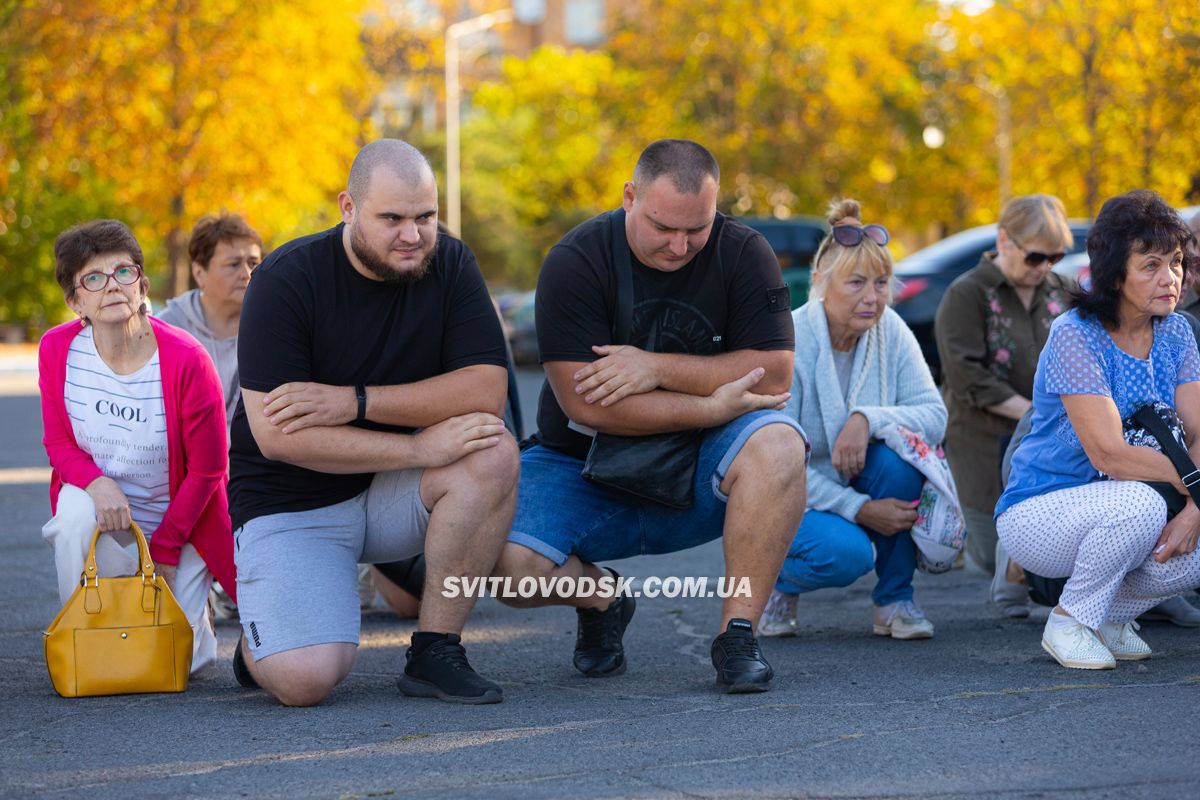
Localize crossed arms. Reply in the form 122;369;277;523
243;364;509;474
545;344;793;436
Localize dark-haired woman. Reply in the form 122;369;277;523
39;219;235;674
997;190;1200;670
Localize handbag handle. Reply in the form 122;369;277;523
80;521;155;587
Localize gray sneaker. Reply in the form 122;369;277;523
758;591;798;638
873;599;934;640
991;540;1030;619
1138;595;1200;627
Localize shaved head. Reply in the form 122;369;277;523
632;139;720;194
347;139;435;201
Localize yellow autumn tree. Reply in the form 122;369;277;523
942;0;1200;217
9;0;376;305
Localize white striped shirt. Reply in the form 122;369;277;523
65;328;169;537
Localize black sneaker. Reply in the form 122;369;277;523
232;632;259;690
397;634;503;704
711;618;773;693
574;584;636;677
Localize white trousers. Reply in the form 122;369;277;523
41;485;217;673
997;480;1200;627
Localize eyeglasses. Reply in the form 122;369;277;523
830;224;890;248
1009;236;1066;267
76;264;143;292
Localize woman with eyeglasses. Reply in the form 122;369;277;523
760;200;947;640
935;195;1076;618
996;190;1200;669
38;219;236;674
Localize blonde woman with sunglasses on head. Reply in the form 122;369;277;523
38;220;236;675
760;200;947;641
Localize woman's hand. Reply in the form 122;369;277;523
832;412;870;478
1153;502;1200;563
85;476;131;532
855;498;919;536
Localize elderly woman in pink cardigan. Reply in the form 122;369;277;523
39;220;235;673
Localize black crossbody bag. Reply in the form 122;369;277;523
1026;402;1197;606
579;209;704;509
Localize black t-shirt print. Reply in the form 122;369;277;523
534;210;794;460
228;224;508;530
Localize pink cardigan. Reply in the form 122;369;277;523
39;317;236;601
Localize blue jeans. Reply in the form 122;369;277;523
776;442;924;606
509;411;807;565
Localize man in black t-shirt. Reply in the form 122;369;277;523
228;139;518;706
494;139;809;693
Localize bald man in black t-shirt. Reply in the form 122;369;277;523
228;139;517;706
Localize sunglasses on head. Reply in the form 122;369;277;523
1009;235;1066;267
831;223;890;248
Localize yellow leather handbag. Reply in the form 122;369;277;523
43;523;193;697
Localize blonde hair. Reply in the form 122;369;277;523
809;199;893;301
999;194;1074;251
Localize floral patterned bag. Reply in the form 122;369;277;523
876;423;966;574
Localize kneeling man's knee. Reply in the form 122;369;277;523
258;647;353;707
737;424;808;488
461;434;521;494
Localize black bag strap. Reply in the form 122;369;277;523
609;208;634;346
1131;404;1200;506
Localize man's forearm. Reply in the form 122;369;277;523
565;389;722;435
258;421;422;474
366;365;507;428
655;350;791;395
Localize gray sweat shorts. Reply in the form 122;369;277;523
234;468;430;660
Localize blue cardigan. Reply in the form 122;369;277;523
786;300;947;521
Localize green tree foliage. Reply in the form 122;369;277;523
461;47;643;284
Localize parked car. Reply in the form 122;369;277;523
740;216;829;309
892;220;1092;380
497;289;538;365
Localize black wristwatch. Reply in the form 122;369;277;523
355;384;367;422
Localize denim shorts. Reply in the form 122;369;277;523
509;410;807;566
235;468;429;660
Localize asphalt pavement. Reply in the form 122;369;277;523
2;366;1199;799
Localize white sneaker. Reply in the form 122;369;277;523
1041;614;1115;669
1095;621;1152;661
208;586;239;621
759;591;798;638
357;564;378;610
873;599;934;639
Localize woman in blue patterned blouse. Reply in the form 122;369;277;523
997;190;1200;670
